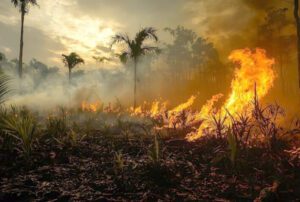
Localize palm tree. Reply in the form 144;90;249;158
62;52;84;83
111;27;160;108
11;0;38;79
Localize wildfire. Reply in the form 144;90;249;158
78;48;276;143
81;100;103;112
186;48;276;141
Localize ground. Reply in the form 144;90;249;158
0;119;299;201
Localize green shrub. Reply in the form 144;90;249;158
46;112;68;138
0;108;37;157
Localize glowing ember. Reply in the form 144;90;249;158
186;48;276;141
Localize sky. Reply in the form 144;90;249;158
0;0;292;69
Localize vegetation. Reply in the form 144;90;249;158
111;27;160;108
0;72;10;104
62;52;85;83
0;107;37;158
0;97;298;201
11;0;38;78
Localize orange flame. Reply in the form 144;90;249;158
81;100;102;112
169;95;196;114
186;48;276;141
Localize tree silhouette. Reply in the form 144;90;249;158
294;0;300;88
111;27;160;108
258;8;294;93
62;52;84;83
164;26;222;83
11;0;38;79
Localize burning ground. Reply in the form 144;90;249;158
0;47;299;201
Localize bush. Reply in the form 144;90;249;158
0;107;37;158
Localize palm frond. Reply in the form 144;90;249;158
0;72;11;104
141;46;161;55
117;52;129;64
93;56;111;63
11;0;19;7
135;27;158;46
62;52;84;69
28;0;38;5
111;34;130;48
12;0;38;13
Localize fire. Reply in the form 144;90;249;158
186;48;276;141
81;100;102;112
224;48;275;115
78;48;276;143
150;100;168;117
169;95;196;114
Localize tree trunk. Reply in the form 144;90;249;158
134;60;137;109
69;68;72;84
18;5;25;79
294;0;300;88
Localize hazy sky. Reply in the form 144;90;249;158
0;0;291;68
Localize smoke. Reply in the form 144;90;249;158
0;59;133;111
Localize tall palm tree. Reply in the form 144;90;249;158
11;0;38;79
62;52;84;83
111;27;160;108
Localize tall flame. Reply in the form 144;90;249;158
224;48;275;114
186;48;276;141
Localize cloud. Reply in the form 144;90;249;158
0;21;65;65
0;0;295;67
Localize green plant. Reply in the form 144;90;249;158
114;151;125;174
227;130;238;167
252;90;285;151
68;129;86;147
46;114;68;138
0;71;11;104
211;114;227;138
148;134;160;165
117;119;133;141
1;109;37;157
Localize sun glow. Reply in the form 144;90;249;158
24;0;118;65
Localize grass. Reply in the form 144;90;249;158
0;107;37;158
